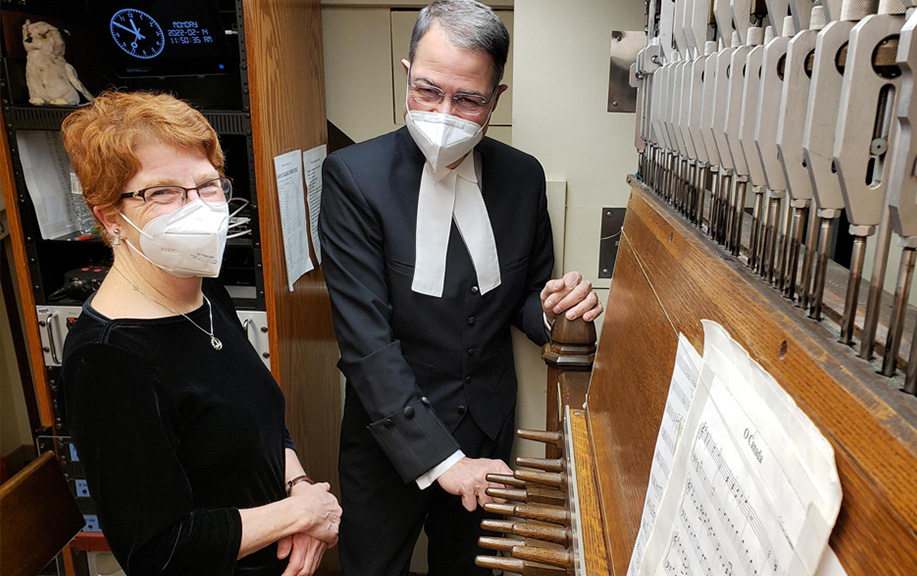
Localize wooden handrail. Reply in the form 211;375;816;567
542;315;597;458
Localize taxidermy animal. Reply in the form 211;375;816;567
22;20;94;106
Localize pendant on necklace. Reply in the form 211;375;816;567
211;336;223;351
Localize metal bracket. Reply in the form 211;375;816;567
609;31;647;112
598;208;627;278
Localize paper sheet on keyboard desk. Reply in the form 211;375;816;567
638;321;842;576
626;334;703;576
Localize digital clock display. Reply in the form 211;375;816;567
96;1;229;77
166;20;217;48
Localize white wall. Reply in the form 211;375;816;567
509;0;645;457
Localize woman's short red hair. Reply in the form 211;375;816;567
61;91;224;242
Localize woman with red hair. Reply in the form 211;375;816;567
60;91;340;576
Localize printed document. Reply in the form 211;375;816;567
637;321;842;576
302;145;326;265
274;150;313;291
16;131;79;239
627;333;703;576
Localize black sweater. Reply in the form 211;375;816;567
61;281;294;576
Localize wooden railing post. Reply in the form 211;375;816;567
541;316;597;458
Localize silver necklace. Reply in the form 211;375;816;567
112;267;223;350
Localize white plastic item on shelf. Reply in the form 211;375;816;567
87;551;126;576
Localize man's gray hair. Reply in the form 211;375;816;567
408;0;510;92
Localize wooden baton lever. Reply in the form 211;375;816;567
512;545;574;571
479;536;524;553
486;487;527;502
516;429;563;446
516;457;564;473
480;518;515;533
481;519;571;546
514;469;566;489
484;502;570;525
487;473;526;488
486;486;567;507
475;556;568;576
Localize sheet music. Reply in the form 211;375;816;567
302;145;326;265
638;321;842;576
16;131;79;239
627;333;703;576
274;150;313;291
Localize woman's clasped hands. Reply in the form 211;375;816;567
277;481;342;576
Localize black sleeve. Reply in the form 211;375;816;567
512;166;554;346
319;153;460;483
283;426;297;452
63;344;242;576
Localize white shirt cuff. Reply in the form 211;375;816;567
415;450;465;490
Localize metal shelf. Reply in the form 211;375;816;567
4;105;251;135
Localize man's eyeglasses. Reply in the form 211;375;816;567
408;80;494;117
120;177;233;206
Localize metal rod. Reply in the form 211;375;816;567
733;180;748;257
859;208;894;360
810;217;836;321
765;196;781;282
711;171;721;238
750;187;765;270
775;196;793;290
725;174;737;250
708;168;720;236
720;173;733;245
840;236;868;346
668;153;676;203
905;318;917;395
697;164;708;230
678;156;688;214
881;247;916;377
799;206;819;310
784;203;808;301
756;191;771;274
687;163;698;222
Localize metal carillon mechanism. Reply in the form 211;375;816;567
688;39;716;224
803;0;875;321
883;2;917;389
833;0;907;348
756;16;795;287
725;26;765;255
633;0;917;397
740;27;771;271
710;32;741;245
777;4;826;305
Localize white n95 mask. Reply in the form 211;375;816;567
120;199;248;278
405;110;487;172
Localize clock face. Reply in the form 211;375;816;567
110;9;165;59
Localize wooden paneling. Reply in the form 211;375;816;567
243;0;342;543
0;451;84;576
587;181;917;575
0;110;52;428
586;223;679;571
569;409;610;576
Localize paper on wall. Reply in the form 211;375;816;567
637;321;842;576
274;150;313;291
627;333;703;576
302;145;326;265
